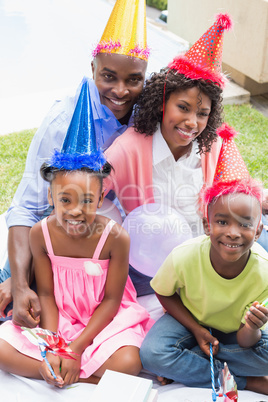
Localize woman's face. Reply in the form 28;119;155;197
160;87;211;159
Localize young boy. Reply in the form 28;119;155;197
140;124;268;395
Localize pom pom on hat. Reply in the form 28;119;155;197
216;123;237;140
215;13;233;30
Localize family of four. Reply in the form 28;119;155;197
0;0;268;395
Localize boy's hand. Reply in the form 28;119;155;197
194;326;219;357
60;354;81;386
39;353;64;388
244;301;268;330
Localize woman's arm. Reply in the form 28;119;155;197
156;292;219;356
29;223;58;332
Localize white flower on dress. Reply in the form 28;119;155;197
84;261;103;276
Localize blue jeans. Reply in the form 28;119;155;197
129;265;154;296
140;313;268;390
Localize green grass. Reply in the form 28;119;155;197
0;129;36;214
224;104;268;187
0;103;267;215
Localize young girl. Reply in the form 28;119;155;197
140;124;268;395
0;151;154;388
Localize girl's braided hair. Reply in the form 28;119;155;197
133;69;224;154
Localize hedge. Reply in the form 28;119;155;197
146;0;167;11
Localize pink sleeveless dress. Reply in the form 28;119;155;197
0;218;154;378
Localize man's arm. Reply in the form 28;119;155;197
9;226;41;327
4;96;74;325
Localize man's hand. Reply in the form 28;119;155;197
0;278;12;318
12;287;41;327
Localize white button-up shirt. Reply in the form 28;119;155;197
152;124;204;237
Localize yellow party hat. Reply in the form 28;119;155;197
92;0;149;61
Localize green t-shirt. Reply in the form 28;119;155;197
151;236;268;333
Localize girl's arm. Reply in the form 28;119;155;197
70;224;130;355
59;224;130;386
237;301;268;348
29;222;63;387
156;292;218;356
29;222;58;332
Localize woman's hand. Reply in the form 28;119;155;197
39;353;64;388
193;326;219;357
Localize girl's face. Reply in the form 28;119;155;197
48;171;104;238
160;87;211;159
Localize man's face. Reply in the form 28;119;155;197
91;53;147;122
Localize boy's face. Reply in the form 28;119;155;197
91;53;147;122
203;193;262;277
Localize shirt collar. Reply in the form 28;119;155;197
153;123;201;166
153;124;172;165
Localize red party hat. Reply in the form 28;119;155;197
213;123;249;183
168;14;232;88
200;123;262;214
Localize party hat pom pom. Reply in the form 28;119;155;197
215;13;233;30
216;123;237;140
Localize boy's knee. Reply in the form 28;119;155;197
140;340;157;370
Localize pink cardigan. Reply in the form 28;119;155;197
104;127;221;215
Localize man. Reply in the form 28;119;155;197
0;0;149;327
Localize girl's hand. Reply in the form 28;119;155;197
193;326;219;357
39;353;64;388
60;354;81;386
244;301;268;330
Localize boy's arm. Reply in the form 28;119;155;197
237;301;268;348
156;292;219;356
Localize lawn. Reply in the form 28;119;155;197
0;103;267;215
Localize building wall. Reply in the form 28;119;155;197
167;0;268;94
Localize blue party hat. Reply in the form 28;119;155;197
49;78;106;171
